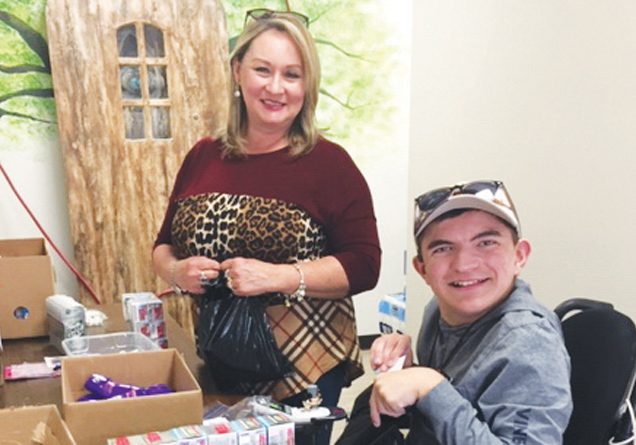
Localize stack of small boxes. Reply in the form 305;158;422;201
107;414;295;444
122;293;168;349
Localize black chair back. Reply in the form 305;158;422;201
555;298;636;445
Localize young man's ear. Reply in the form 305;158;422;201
412;255;427;280
413;255;434;287
514;239;532;273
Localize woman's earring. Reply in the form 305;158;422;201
233;88;241;98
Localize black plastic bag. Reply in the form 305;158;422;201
196;284;292;388
336;385;406;445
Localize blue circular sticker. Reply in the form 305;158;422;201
13;306;30;320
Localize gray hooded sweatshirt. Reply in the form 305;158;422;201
407;279;572;444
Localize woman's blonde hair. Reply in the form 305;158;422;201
221;13;321;158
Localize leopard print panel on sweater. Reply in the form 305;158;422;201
171;193;326;263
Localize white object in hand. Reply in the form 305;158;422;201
387;354;406;372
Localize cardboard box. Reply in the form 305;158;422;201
62;348;203;445
0;329;4;386
0;404;76;444
0;238;56;338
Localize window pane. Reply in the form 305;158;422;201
144;24;165;57
120;66;141;99
117;25;138;57
124;107;145;139
148;66;168;98
151;107;171;139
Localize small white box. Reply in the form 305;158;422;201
203;418;238;445
122;293;167;348
258;413;295;445
174;425;207;445
230;417;267;445
122;292;162;322
46;295;86;352
108;425;209;445
131;319;166;340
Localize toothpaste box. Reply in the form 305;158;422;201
230;417;267;445
122;292;167;348
122;292;163;322
172;425;207;445
202;418;238;445
257;413;295;445
108;429;177;445
108;425;207;445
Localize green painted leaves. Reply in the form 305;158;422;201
0;0;56;145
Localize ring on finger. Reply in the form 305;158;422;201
199;270;207;283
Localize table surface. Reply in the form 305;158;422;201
0;303;243;410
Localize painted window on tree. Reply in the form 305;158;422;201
117;23;171;140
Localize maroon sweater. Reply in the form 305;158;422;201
155;137;381;295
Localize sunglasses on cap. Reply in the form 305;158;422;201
244;8;310;28
413;180;520;240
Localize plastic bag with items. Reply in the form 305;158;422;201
196;280;292;388
221;395;289;419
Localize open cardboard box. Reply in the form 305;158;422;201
0;238;55;338
0;405;76;444
0;329;4;386
62;348;202;445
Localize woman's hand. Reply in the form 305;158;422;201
370;333;414;372
173;256;220;294
220;257;298;297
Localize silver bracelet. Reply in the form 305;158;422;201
285;263;306;307
170;260;184;295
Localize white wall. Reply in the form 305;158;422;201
406;0;636;337
1;140;78;297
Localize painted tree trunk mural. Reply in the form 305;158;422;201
2;0;410;338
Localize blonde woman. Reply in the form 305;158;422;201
153;9;381;445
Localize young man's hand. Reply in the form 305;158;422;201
369;367;445;427
370;333;414;372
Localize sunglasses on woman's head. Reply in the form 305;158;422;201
413;180;518;240
244;8;310;28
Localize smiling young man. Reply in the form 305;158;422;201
338;180;572;445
